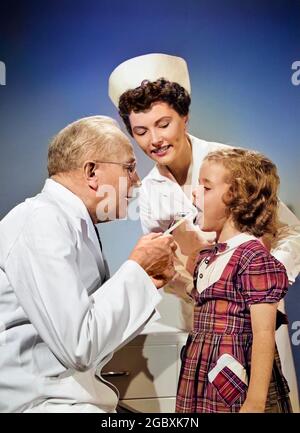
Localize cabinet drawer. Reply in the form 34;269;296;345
102;344;178;399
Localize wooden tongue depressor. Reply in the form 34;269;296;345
162;212;193;236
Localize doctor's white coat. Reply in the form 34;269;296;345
0;178;161;412
139;134;300;412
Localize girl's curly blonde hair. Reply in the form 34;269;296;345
203;148;280;238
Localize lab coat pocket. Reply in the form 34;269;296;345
208;353;248;406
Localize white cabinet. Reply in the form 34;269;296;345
101;323;188;413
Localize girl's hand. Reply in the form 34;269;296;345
239;401;265;413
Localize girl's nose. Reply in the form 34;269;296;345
192;189;197;205
192;186;204;210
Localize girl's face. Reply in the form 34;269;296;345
193;160;230;233
128;101;188;166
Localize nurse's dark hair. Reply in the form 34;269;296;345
204;148;280;239
118;78;191;136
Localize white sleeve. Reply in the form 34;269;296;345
271;200;300;284
5;207;161;371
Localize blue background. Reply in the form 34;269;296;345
0;0;299;394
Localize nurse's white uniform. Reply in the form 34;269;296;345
139;134;300;412
0;179;161;412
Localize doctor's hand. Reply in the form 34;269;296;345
151;265;177;289
129;233;177;283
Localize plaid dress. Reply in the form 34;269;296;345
176;237;292;413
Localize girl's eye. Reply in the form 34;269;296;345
159;123;169;128
204;187;211;191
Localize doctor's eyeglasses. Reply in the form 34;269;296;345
91;160;137;180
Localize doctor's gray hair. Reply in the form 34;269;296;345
47;116;132;176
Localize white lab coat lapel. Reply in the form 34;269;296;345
84;219;109;283
42;179;109;284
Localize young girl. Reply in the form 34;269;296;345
176;148;292;413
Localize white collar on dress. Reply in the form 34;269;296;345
216;232;258;256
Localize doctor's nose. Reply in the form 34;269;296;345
131;170;142;188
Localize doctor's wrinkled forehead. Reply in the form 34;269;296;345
47;115;133;177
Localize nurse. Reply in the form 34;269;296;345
108;53;300;412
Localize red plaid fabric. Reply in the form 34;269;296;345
193;242;228;288
176;239;291;413
210;365;248;406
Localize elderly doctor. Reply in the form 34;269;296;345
0;115;177;413
108;53;300;412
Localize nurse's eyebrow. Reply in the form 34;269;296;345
132;116;172;130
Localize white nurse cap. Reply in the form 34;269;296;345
108;53;191;107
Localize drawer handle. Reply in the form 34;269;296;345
102;371;130;377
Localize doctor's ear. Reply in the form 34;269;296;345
83;161;99;191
